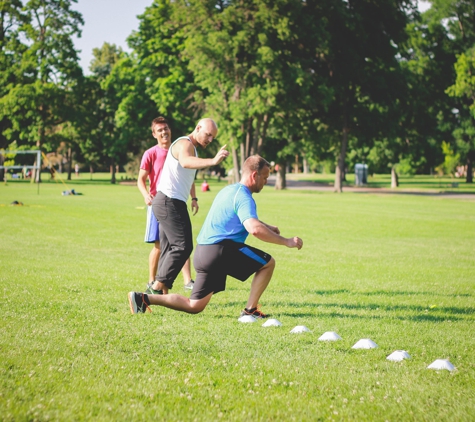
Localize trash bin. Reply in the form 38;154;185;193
354;163;368;186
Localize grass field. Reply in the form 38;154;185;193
1;175;474;421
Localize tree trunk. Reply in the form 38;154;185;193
0;153;4;181
232;146;240;183
303;156;309;174
334;89;352;193
466;151;473;183
67;147;72;181
334;128;349;193
110;158;116;184
275;164;286;190
36;103;47;183
256;113;269;155
250;115;261;156
239;142;245;171
391;166;399;188
245;117;252;158
294;154;299;173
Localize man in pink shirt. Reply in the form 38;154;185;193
137;117;198;292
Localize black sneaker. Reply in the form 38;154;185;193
145;282;163;295
184;280;194;290
240;306;269;319
128;292;151;314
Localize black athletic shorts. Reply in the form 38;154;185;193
191;240;272;300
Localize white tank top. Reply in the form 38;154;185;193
157;137;197;202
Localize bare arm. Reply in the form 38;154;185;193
243;218;303;249
137;169;153;205
174;140;229;169
261;221;280;235
189;182;198;215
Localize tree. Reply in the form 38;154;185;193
1;1;29;151
75;43;125;183
175;0;317;183
0;0;29;96
93;0;203;181
305;0;414;192
416;0;475;182
0;0;83;180
126;0;199;135
446;48;475;182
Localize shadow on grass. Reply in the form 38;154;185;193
200;287;473;322
205;297;474;322
273;301;474;322
279;310;463;323
313;289;471;298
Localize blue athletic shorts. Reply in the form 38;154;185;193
191;240;272;300
144;205;159;243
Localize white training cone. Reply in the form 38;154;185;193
318;331;342;341
290;325;311;333
387;350;411;361
238;315;257;323
262;318;282;327
427;359;455;371
352;339;378;349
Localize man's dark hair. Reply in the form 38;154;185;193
151;116;169;130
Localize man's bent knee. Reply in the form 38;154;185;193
263;257;276;270
188;294;212;314
188;301;207;314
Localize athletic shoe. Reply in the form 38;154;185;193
240;306;269;319
145;282;163;295
184;280;194;290
128;292;152;314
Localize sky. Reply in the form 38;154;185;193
72;0;154;75
418;1;431;13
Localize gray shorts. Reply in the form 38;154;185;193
191;240;272;300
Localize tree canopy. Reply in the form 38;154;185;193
1;0;474;185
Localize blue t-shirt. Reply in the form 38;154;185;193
197;183;257;245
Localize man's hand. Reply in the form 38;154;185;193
191;200;199;215
137;169;152;205
212;145;230;165
286;237;303;250
144;193;153;206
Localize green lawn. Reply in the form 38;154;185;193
1;177;474;421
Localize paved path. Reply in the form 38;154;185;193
266;176;475;200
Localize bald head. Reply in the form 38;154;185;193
191;118;218;149
197;118;217;132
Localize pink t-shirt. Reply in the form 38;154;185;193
140;145;168;196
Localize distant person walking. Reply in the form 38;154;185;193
75;163;79;177
128;155;303;318
138;118;229;297
137;117;196;293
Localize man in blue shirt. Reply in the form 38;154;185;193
128;155;303;318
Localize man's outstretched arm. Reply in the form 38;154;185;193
243;218;303;249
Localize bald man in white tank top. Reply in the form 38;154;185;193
149;118;229;294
